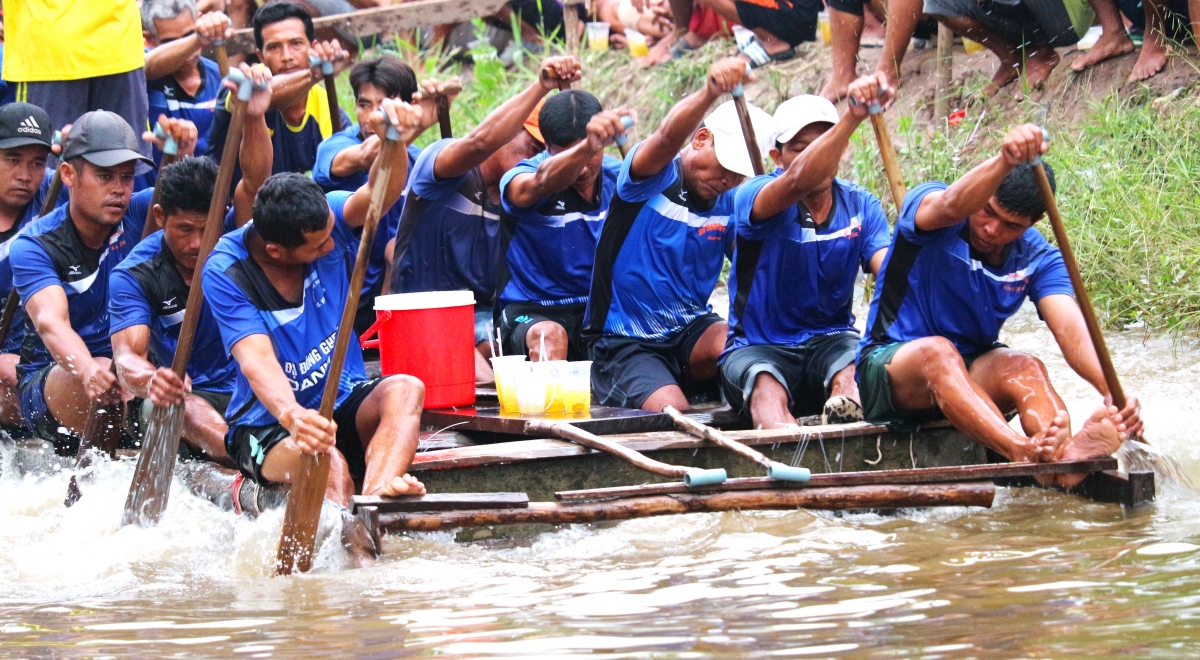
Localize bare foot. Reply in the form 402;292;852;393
984;61;1021;96
820;74;856;103
372;473;427;498
1032;412;1070;486
1022;45;1060;91
1129;38;1169;81
1070;31;1135;71
1053;405;1124;488
340;510;379;567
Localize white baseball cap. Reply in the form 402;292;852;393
772;95;840;146
703;100;775;178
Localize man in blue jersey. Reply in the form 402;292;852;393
389;56;580;383
109;65;274;466
584;57;773;412
857;124;1142;488
0;103;59;426
142;0;232;165
203;99;430;506
205;1;352;177
724;77;893;430
497;90;630;361
11;111;197;452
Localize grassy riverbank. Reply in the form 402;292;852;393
345;32;1200;333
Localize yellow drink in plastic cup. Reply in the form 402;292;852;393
625;28;650;57
537;361;567;414
515;362;548;415
587;22;610;51
490;355;527;414
963;37;985;54
818;11;831;45
561;361;592;415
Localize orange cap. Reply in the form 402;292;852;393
524;98;546;144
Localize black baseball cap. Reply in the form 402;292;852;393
0;103;54;150
61;110;154;168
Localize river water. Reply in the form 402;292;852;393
2;303;1199;658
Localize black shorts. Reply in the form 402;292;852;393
826;0;868;16
226;379;382;484
18;364;138;455
719;333;859;418
735;0;821;46
499;302;590;362
590;313;724;409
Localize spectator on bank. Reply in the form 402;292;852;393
142;0;233;165
1072;0;1193;81
643;0;820;64
820;0;925;101
2;0;150;164
924;0;1092;96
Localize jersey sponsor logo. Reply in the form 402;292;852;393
17;116;42;135
554;200;566;211
163;297;177;308
68;264;82;275
697;223;727;241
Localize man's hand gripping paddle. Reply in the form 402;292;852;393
141;123;180;240
849;83;907;209
121;69;267;527
274;110;405;576
310;53;344;134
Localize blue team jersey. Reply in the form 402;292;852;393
391;138;501;307
146;57;222;164
584;142;735;341
497;151;621;307
860;181;1075;357
109;231;235;393
12;189;152;376
726;174;892;353
0;168;62;353
202;193;368;430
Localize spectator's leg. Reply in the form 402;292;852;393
700;0;797;54
1070;0;1135;70
929;13;1025;92
20;80;89;167
1130;0;1171;80
821;6;866;101
877;0;924;86
89;69;152;160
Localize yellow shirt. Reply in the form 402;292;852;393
3;0;145;82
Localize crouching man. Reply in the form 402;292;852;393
857;123;1143;487
202;99;428;506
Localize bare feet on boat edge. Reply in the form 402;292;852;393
1070;31;1135;71
370;473;427;498
1129;38;1169;82
1050;405;1125;489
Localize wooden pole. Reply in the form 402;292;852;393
661;405;808;480
436;95;453;139
275;117;403;576
1031;159;1130;418
731;77;765;177
121;72;259;527
526;420;727;486
310;55;344;134
214;42;230;78
563;0;583;55
869;113;907;208
934;24;953;124
378;483;996;531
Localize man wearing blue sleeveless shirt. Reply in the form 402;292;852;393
142;0;232;165
0;103;60;426
109;64;275;467
389;56;580;383
11;111;194;452
497;90;630;361
203;99;429;507
584;57;773;412
857;124;1142;488
723;76;893;430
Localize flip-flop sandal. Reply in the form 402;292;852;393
670;38;701;59
770;47;798;62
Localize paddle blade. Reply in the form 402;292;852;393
275;451;331;576
121;403;186;528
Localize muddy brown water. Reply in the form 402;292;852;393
2;303;1199;658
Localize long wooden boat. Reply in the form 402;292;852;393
0;391;1154;543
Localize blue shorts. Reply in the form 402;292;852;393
474;307;495;346
17;365;76;453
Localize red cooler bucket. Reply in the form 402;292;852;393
359;291;476;409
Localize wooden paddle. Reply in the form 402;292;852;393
121;69;262;527
662;406;810;481
275;111;405;576
1030;131;1132;429
730;67;765;177
141;123;179;240
213;40;230;78
0;135;65;352
851;85;907;208
65;363;123;507
310;54;344;134
525;420;728;487
432;79;463;141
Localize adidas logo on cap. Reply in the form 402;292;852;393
17;116;42;135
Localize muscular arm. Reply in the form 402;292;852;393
329;135;381;179
751;113;861;222
25;286;103;386
111;325;157;400
1037;293;1109;396
229;333;311;431
867;247;887;275
232;94;273;227
342;100;423;228
433;82;550;180
144;35;206;80
505;144;595;208
267;68;321;111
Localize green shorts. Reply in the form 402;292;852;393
857;341;1004;430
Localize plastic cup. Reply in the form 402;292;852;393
625;28;649;57
560;361;592;415
587;22;610;51
489;355;527;414
962;37;985;54
534;361;567;414
818;11;831;45
515;363;547;416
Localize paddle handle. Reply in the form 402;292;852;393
40;167;63;218
1030;163;1126;412
436;95;452;139
310;54;343;134
869;114;907;209
276;129;402;576
214;42;229;78
730;83;765;177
